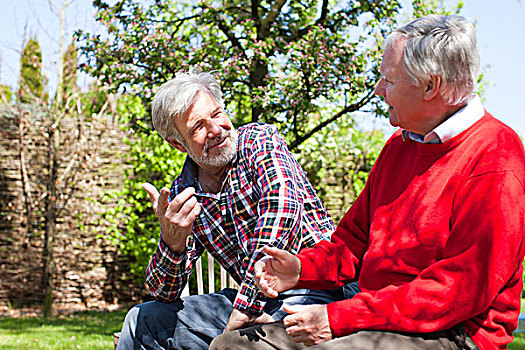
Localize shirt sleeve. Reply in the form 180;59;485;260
233;126;307;315
145;229;206;302
298;171;525;338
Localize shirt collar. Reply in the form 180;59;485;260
402;95;484;144
180;156;200;190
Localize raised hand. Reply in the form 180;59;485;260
283;304;333;347
142;183;201;253
254;246;301;298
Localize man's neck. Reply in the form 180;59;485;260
197;165;228;194
413;100;468;136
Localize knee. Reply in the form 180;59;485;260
122;305;140;331
123;301;178;330
209;332;237;350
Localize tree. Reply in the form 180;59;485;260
59;42;79;110
75;0;402;286
296;116;386;222
18;37;48;104
77;0;402;150
40;0;82;318
15;0;117;317
76;0;468;287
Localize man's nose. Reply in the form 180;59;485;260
374;78;385;96
207;119;222;137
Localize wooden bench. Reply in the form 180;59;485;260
181;252;239;296
114;252;238;349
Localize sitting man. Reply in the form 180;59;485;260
116;69;358;349
210;14;525;350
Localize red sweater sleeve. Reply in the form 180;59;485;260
300;171;524;342
296;177;371;288
295;138;388;288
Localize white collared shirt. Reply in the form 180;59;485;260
403;95;485;144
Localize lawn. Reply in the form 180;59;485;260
511;333;525;349
0;309;127;350
0;307;525;349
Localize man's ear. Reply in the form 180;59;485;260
423;74;441;101
167;139;187;153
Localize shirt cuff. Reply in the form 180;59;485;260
157;237;187;268
233;282;267;315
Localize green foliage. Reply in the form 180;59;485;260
511;333;525;350
1;84;13;103
0;309;127;349
63;43;78;94
59;42;79;110
18;36;48;104
81;81;111;117
76;0;402;150
295;116;385;222
80;0;471;285
411;0;463;16
98;95;186;283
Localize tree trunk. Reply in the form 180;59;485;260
55;0;66;108
42;119;58;318
18;107;33;242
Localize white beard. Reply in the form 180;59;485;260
185;129;238;168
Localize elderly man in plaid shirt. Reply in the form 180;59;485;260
116;69;358;350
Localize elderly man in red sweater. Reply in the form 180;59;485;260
209;14;525;350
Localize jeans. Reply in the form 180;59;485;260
117;283;358;350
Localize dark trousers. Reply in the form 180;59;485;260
116;286;355;350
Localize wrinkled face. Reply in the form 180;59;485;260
173;90;237;169
374;38;427;134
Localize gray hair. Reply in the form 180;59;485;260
151;68;225;142
385;14;480;106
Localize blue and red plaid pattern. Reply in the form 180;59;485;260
145;123;335;315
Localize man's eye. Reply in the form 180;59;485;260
192;124;203;134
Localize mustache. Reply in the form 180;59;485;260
203;130;231;152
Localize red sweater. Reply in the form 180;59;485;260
296;113;525;349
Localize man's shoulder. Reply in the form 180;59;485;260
469;113;523;152
480;113;520;137
471;113;525;170
238;123;279;139
237;123;285;149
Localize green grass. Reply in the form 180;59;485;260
0;309;127;350
0;307;524;349
513;300;525;349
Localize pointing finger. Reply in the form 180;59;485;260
261;246;290;262
283;304;305;315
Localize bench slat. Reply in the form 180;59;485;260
208;252;215;293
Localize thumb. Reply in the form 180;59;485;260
258;312;275;324
142;183;159;202
283;304;307;315
261;246;291;262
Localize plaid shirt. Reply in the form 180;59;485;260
145;123;334;315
